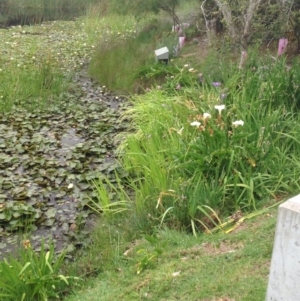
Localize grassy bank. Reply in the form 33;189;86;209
65;208;277;301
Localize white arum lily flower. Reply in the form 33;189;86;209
232;120;244;127
214;105;225;115
203;113;211;119
190;121;201;128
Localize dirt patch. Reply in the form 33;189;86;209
201;241;244;256
202;297;235;301
179;240;244;259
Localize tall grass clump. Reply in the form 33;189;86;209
88;17;178;93
89;35;152;93
0;60;66;112
82;4;137;44
115;53;300;233
0;242;79;301
0;0;100;26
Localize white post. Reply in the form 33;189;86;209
266;194;300;300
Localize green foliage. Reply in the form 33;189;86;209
89;20;178;93
66;217;137;278
0;60;66;112
0;242;79;301
136;234;167;274
206;0;300;48
86;175;132;219
252;3;283;41
0;201;40;232
110;0;181;24
0;0;99;26
115;51;300;233
89;36;149;93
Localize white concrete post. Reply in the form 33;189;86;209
266;194;300;300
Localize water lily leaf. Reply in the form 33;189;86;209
62;223;69;232
33;210;42;219
67;174;76;180
75;143;84;148
55;191;66;198
34;178;47;186
45;208;56;219
2;181;14;189
12;212;21;218
46;168;57;174
77;183;89;190
43;218;55;226
90;147;106;154
39;169;47;176
0;211;12;221
12;187;26;196
55;177;64;185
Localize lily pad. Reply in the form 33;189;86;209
45;208;57;218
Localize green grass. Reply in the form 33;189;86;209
0;60;66;112
88;19;177;93
64;208;277;301
0;0;100;27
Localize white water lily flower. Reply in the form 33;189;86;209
190;121;201;128
68;183;74;189
232;120;244;127
214;105;226;115
203;113;211;119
